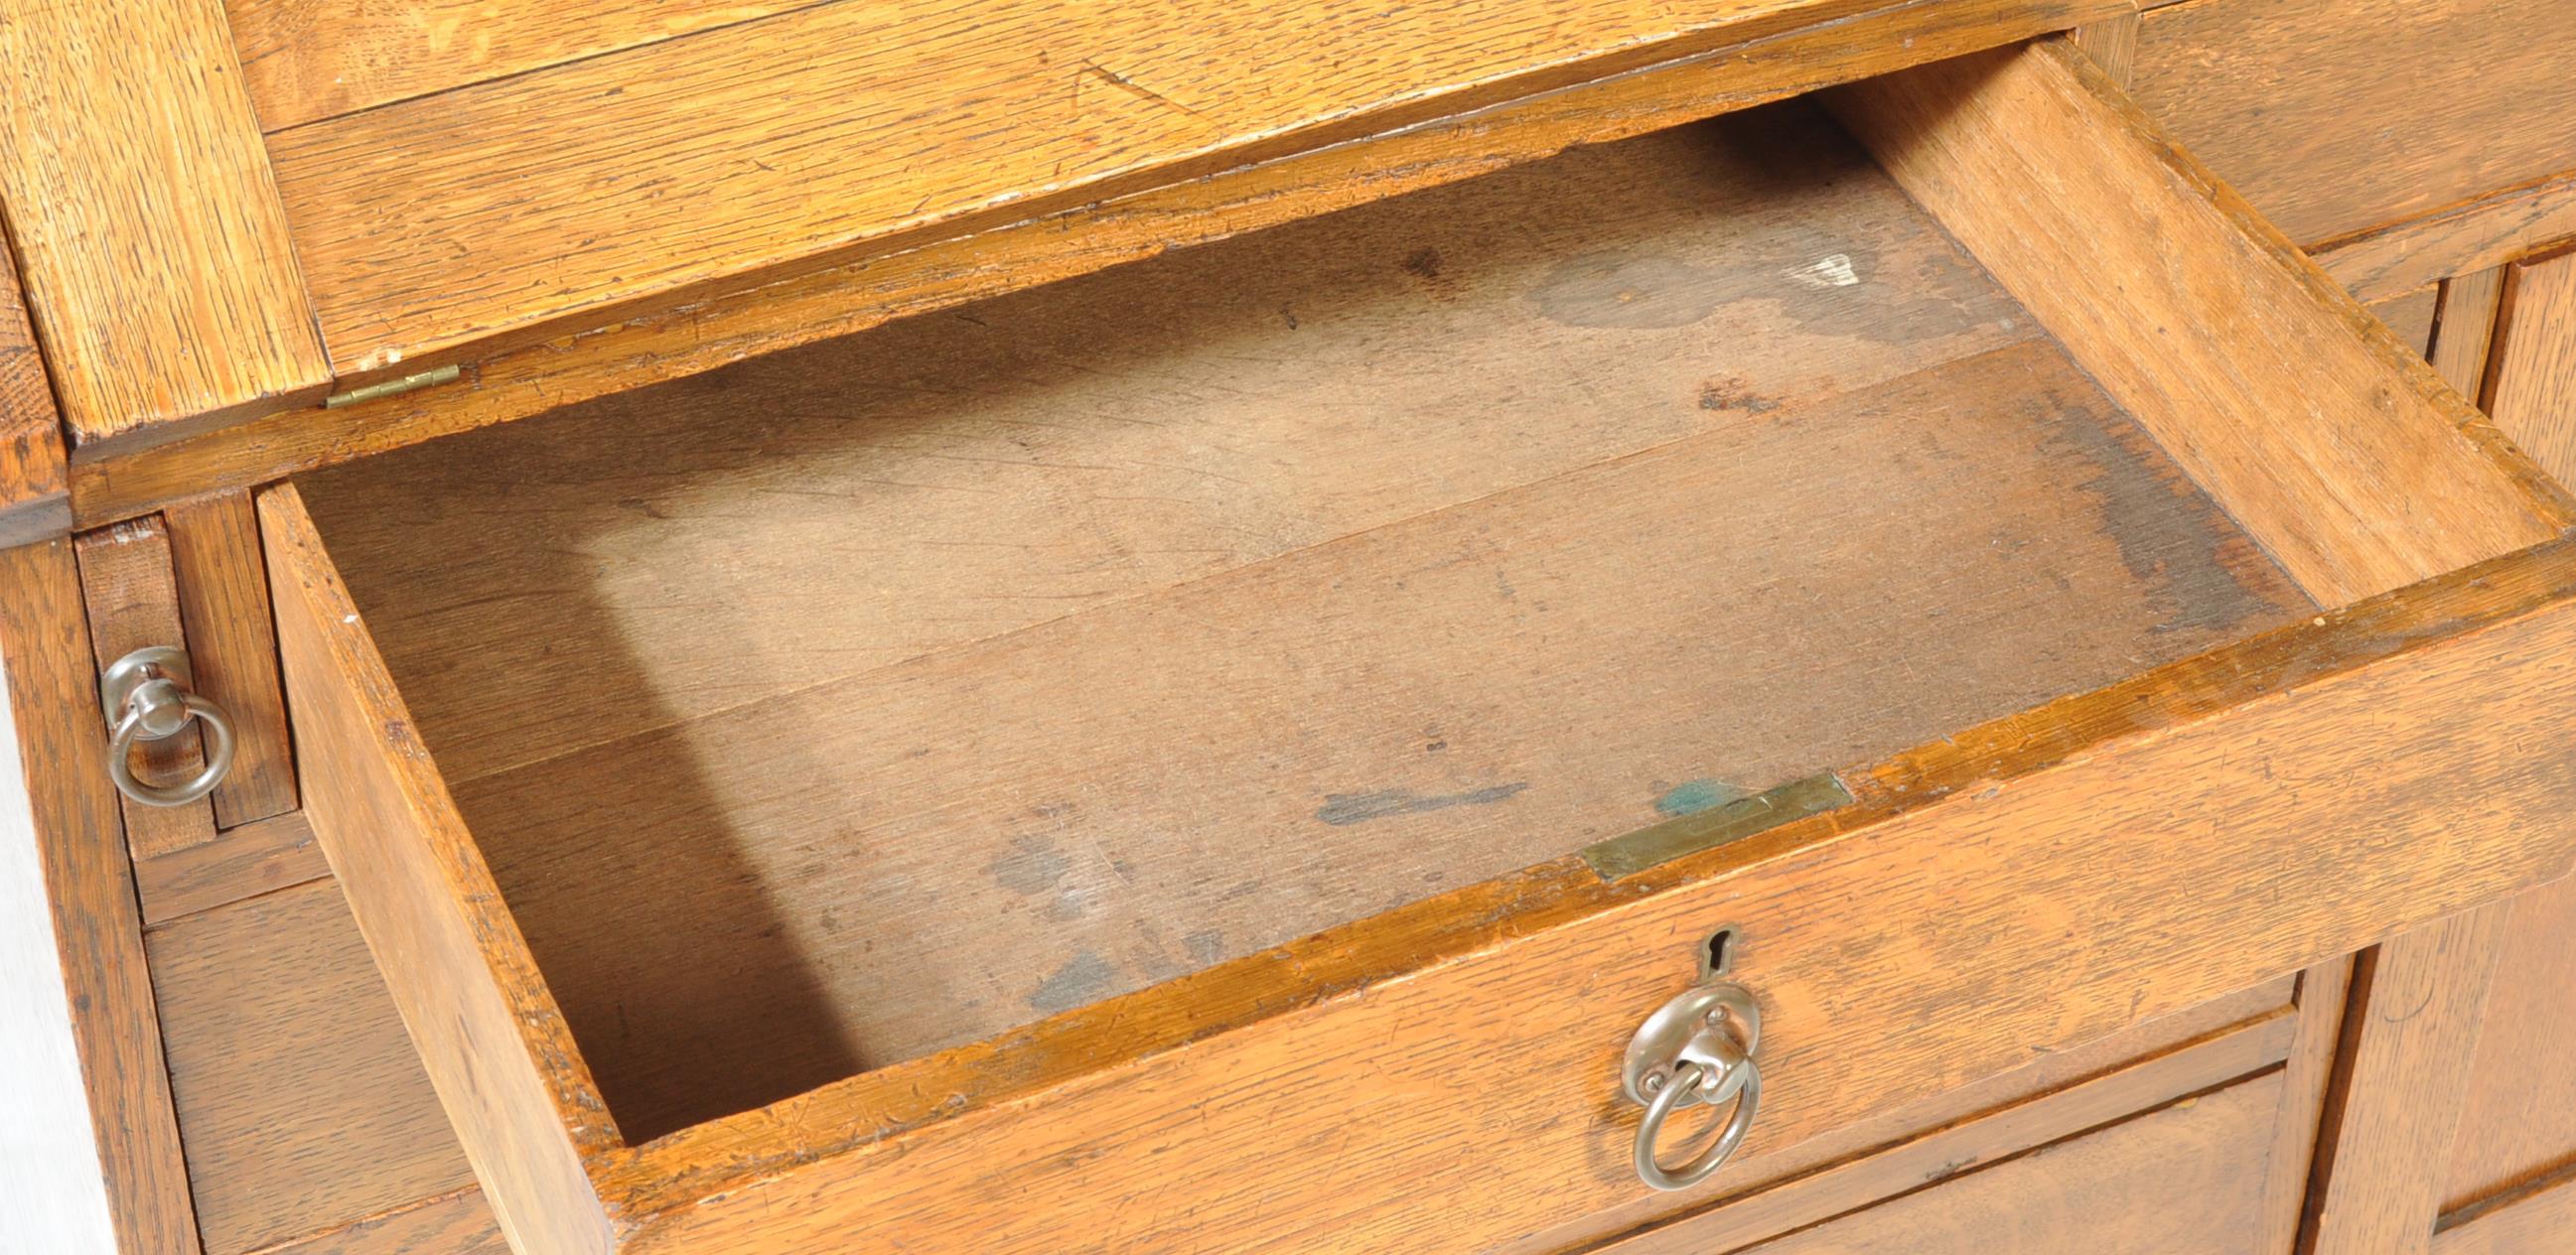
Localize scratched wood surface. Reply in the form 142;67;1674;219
2132;0;2576;250
254;0;2123;377
295;111;2312;1137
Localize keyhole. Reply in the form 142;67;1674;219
1703;925;1738;978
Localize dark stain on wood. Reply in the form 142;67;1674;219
1315;782;1530;826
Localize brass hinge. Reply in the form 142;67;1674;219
322;363;463;409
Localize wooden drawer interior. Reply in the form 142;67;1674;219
289;96;2314;1143
252;39;2576;1255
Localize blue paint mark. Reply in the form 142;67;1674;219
1316;782;1528;826
1655;778;1752;817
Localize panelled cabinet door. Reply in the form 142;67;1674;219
1727;1078;2281;1255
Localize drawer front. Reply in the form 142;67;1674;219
257;37;2576;1255
270;478;2576;1254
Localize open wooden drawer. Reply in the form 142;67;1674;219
249;41;2576;1255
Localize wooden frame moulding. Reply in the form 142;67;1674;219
258;40;2576;1254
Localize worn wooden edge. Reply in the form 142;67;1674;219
0;219;69;547
0;0;332;452
585;521;2576;1221
64;0;2118;529
0;537;204;1253
2319;170;2576;305
258;482;617;1255
1590;1003;2295;1253
1829;39;2573;607
133;807;329;928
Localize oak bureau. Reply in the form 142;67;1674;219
2;2;2574;1254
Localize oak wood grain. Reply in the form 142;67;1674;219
2373;287;2442;358
337;338;2306;1135
1830;39;2571;608
2317;173;2576;305
261;484;614;1255
226;0;800;133
2441;876;2576;1214
1726;1076;2281;1255
73;518;218;860
2487;250;2576;484
2310;906;2513;1255
145;876;480;1255
1594;1012;2292;1253
2434;268;2509;400
257;1189;510;1255
1494;975;2296;1255
587;528;2576;1252
261;0;2119;378
0;654;121;1255
133;808;328;928
163;490;295;828
258;39;2576;1251
297;108;2085;785
72;0;2115;529
0;538;202;1255
0;230;69;546
2132;0;2576;249
2439;1170;2576;1255
2069;7;2140;85
0;0;329;449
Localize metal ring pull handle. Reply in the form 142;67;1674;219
100;646;234;808
1623;980;1764;1191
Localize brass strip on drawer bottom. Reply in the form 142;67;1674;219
1580;771;1854;881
